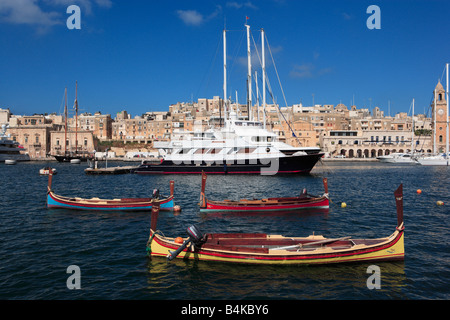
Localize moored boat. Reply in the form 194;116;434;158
198;171;329;212
5;159;17;165
46;172;175;211
52;84;94;163
1;124;30;162
40;167;57;175
146;185;405;265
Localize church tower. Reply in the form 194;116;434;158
433;80;447;153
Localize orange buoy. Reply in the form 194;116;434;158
174;237;184;244
416;189;422;194
174;205;181;212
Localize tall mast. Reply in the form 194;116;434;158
411;98;415;154
235;90;238;115
433;88;437;154
255;70;259;121
64;88;67;155
223;28;227;125
446;63;449;158
261;28;266;129
74;81;78;154
246;23;252;121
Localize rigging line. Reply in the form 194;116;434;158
265;33;300;142
257;31;301;142
58;89;66;117
227;29;246;101
195;32;222;100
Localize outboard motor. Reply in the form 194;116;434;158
152;189;160;199
167;225;205;261
299;188;307;198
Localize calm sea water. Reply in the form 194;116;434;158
0;160;448;301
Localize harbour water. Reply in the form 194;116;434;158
0;161;448;301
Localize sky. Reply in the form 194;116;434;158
0;0;449;118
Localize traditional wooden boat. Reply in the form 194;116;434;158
199;171;329;212
46;172;175;211
147;185;405;265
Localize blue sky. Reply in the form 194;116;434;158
0;0;449;118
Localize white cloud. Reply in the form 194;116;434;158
289;63;332;79
290;63;314;79
176;10;204;26
226;1;258;10
0;0;61;26
177;6;222;26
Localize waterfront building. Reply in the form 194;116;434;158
321;127;432;158
49;128;95;158
7;115;59;160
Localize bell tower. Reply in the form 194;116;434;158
433;80;447;153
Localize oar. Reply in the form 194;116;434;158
271;236;352;251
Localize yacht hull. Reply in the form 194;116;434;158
135;153;324;175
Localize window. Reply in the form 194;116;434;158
439;135;443;143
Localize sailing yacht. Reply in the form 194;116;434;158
417;63;450;166
377;152;416;164
377;99;419;164
135;24;324;175
52;83;93;162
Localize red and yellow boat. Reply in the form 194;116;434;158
146;185;405;265
199;171;329;212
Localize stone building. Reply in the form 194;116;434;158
49;129;95;157
78;112;112;140
7;115;58;159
